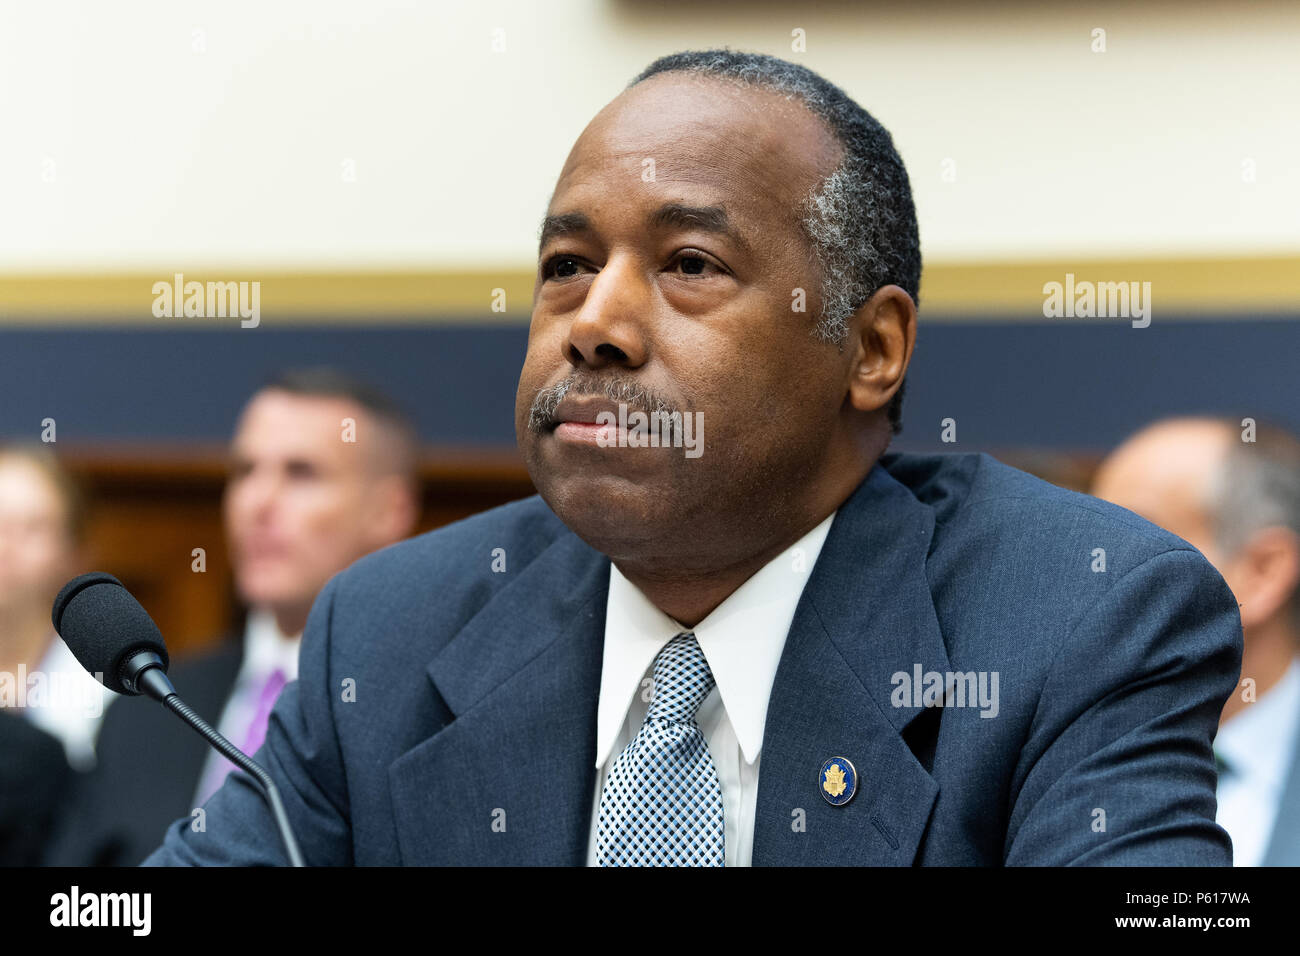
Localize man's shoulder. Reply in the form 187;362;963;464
881;450;1194;559
169;638;243;683
349;493;566;574
326;494;578;626
876;450;1231;633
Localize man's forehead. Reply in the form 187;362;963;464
549;74;840;224
232;392;361;455
1096;423;1233;523
0;460;63;512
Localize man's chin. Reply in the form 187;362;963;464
534;470;686;547
526;429;683;479
236;579;315;617
0;596;34;619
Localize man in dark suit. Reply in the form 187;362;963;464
1093;417;1300;865
46;368;419;865
44;643;242;866
0;711;72;866
145;49;1241;866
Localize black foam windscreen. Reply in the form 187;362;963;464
51;572;170;695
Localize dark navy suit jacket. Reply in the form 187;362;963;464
143;452;1242;866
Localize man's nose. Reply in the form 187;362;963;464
232;470;280;522
563;255;650;371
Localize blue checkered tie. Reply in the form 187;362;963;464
596;631;725;866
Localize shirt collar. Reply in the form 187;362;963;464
594;510;836;769
242;608;302;683
1216;655;1300;790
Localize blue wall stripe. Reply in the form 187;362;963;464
0;317;1295;452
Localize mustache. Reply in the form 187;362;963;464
527;371;684;435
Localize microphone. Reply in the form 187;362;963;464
52;572;172;698
53;572;306;867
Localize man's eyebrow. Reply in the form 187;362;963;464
650;203;751;254
537;211;591;252
537;203;752;256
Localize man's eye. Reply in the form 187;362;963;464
541;251;724;280
671;251;723;277
542;255;586;280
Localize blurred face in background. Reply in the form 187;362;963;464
0;455;79;622
1093;420;1300;639
1091;422;1236;586
1092;419;1300;723
224;389;415;633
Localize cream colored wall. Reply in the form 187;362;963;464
1;0;1295;273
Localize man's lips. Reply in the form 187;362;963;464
239;540;292;561
552;420;620;445
547;395;651;447
548;396;626;429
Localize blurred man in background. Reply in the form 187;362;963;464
0;445;109;769
47;368;421;865
1092;417;1300;866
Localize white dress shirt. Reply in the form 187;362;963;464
192;609;301;807
586;511;836;866
1215;655;1300;867
24;633;117;771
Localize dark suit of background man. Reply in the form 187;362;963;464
47;369;419;865
0;711;71;866
1094;418;1300;866
146;49;1241;867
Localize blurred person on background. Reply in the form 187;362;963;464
1092;417;1300;866
0;446;98;864
0;445;109;769
46;367;421;865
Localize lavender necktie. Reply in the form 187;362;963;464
194;667;287;806
239;667;288;757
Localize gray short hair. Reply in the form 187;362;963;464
628;49;921;435
257;366;420;481
1210;419;1300;628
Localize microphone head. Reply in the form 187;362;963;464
52;572;169;695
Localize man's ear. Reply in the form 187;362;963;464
61;540;91;587
1232;526;1300;630
846;284;917;415
365;474;421;548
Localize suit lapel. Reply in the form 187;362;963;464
754;464;950;865
388;533;609;865
389;462;947;866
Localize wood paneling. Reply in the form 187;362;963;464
62;445;535;658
